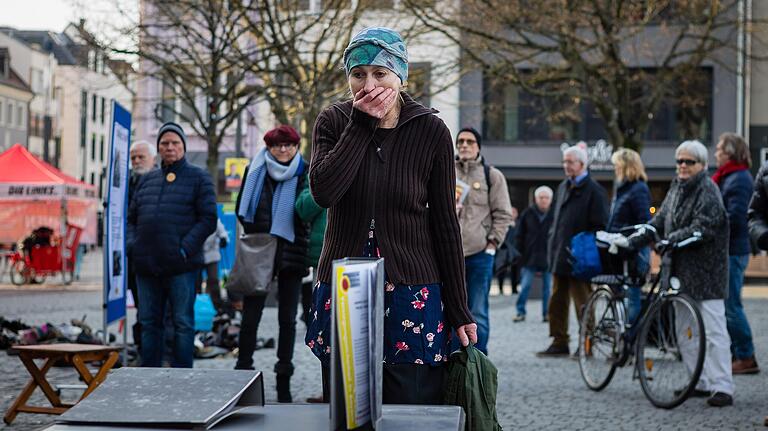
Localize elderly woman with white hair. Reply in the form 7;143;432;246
627;140;734;407
513;185;555;322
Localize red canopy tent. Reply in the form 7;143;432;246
0;144;98;244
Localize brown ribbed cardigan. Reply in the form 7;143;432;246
310;93;474;328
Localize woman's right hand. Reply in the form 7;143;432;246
353;87;397;119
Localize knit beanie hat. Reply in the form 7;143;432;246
457;127;482;150
343;27;409;83
157;122;187;151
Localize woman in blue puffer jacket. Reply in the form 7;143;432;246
607;148;651;323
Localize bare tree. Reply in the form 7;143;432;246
236;0;444;157
404;0;766;151
108;0;260;187
97;0;458;182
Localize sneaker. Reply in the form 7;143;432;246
732;356;760;375
536;344;569;357
513;314;525;322
707;392;733;407
542;316;548;322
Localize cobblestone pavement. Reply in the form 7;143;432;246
2;286;767;430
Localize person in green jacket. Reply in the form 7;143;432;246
295;185;327;273
295;185;328;403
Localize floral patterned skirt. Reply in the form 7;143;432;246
305;280;450;366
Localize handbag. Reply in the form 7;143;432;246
225;233;277;296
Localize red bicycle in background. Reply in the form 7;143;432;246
8;224;82;286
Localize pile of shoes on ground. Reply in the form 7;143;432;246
193;312;274;360
0;315;108;351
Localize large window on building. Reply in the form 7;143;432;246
482;68;713;145
80;91;88;148
161;78;176;123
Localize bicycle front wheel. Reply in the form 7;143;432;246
636;294;705;409
578;287;621;391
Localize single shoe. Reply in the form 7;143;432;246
732;356;760;375
674;388;710;398
536;344;569;358
513;314;526;322
542;316;549;323
707;392;733;407
306;395;325;403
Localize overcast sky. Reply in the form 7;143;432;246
0;0;84;32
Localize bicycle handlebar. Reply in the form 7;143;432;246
621;224;702;254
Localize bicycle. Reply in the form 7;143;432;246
577;224;706;409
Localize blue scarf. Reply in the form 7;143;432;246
238;148;304;242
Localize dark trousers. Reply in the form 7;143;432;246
548;275;591;348
497;264;519;294
128;264;141;348
236;271;303;371
236;294;267;369
136;271;197;368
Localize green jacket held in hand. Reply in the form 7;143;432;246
444;345;503;431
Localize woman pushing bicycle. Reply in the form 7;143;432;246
618;140;734;408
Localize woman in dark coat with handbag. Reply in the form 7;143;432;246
233;125;309;403
607;148;651;323
305;27;477;404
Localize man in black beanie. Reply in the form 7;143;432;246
127;121;216;368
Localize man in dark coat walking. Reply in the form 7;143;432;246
514;186;554;322
127;122;217;368
538;145;608;357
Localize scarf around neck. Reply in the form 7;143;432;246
712;160;749;185
238;147;304;242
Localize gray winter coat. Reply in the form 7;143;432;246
632;171;728;300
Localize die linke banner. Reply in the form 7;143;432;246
0;183;96;199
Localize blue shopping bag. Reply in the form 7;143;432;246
569;231;602;280
194;293;216;332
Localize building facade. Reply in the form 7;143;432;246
7;22;133;200
0;30;61;164
0;48;33;153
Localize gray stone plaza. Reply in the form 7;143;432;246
1;283;767;430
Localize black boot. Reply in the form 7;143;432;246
274;362;294;403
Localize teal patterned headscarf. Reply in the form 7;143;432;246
343;27;409;83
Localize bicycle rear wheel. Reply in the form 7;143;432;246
578;287;621;391
10;261;28;285
636;294;705;409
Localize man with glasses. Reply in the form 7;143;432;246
454;127;514;355
537;144;608;357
